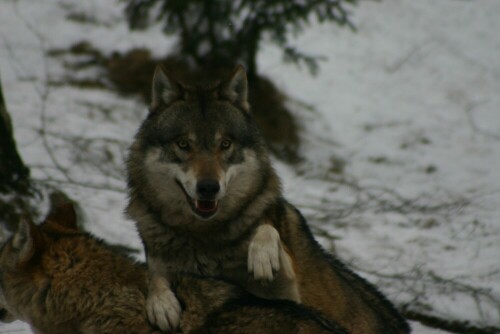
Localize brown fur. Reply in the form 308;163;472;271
271;202;411;333
0;208;153;334
176;275;348;334
0;204;349;334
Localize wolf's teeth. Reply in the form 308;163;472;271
195;200;218;212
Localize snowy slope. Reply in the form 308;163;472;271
1;0;499;333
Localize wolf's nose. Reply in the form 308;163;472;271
196;179;220;199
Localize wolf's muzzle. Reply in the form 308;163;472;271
176;179;220;220
196;179;220;199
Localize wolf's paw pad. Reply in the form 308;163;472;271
248;225;281;281
147;278;182;332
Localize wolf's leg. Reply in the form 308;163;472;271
248;224;281;281
247;224;301;303
277;245;301;303
146;275;181;332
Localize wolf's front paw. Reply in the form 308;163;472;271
248;224;281;281
147;276;182;332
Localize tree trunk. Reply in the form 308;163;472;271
0;75;35;232
245;28;260;83
0;75;30;193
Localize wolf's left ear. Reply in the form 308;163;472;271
44;202;79;234
151;64;182;110
221;65;249;112
11;218;37;263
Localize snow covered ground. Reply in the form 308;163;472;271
1;0;499;333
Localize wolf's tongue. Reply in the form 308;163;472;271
195;200;218;213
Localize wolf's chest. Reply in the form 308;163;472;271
158;234;249;276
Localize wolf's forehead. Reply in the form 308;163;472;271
187;123;233;144
166;102;246;133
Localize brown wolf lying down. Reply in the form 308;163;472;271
0;203;348;334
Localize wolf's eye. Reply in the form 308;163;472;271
220;139;232;150
177;140;190;150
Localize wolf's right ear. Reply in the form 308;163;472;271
11;218;37;263
151;65;182;110
220;65;250;112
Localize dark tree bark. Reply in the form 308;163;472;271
0;75;34;232
0;76;30;193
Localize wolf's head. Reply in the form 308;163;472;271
127;65;278;223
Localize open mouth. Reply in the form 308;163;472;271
175;180;219;220
193;199;219;219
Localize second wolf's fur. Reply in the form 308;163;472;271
126;65;410;334
0;204;154;334
0;203;348;334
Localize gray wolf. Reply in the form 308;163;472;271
0;202;349;334
126;65;411;334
